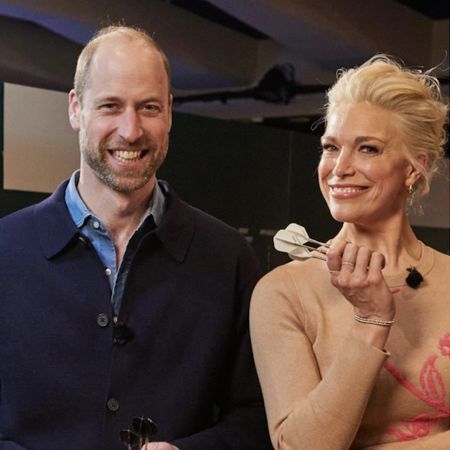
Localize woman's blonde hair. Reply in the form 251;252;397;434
325;54;448;197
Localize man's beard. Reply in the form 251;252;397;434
80;131;168;194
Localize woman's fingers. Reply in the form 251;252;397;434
353;246;371;276
143;443;180;450
326;239;348;273
328;242;382;282
326;242;394;313
367;251;385;275
333;244;358;290
325;241;395;342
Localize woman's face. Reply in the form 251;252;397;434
318;102;415;226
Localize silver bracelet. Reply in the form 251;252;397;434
354;314;395;327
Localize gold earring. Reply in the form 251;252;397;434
408;184;415;195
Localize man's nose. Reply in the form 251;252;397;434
117;109;144;143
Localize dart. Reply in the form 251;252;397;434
285;223;329;248
132;417;158;448
119;429;141;449
274;223;329;261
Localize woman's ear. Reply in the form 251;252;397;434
405;153;428;187
68;89;81;131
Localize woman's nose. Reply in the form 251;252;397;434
332;148;355;177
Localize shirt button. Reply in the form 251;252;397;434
93;221;100;229
105;268;112;276
96;313;109;327
107;398;120;412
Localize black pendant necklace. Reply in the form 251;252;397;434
406;266;423;288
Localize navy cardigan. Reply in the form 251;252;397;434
0;180;271;450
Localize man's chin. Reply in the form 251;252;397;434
96;172;153;194
113;179;153;194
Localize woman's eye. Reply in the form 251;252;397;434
360;145;379;154
321;144;338;153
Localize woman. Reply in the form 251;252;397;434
250;55;449;449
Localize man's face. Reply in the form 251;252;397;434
69;37;172;194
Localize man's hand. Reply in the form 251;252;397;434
141;443;180;450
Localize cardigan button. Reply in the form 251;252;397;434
107;397;120;412
96;313;109;327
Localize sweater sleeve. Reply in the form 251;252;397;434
0;444;28;450
250;266;389;450
0;416;28;449
0;437;28;450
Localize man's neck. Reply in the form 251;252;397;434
77;170;156;267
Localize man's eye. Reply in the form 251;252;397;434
99;103;117;110
143;104;160;112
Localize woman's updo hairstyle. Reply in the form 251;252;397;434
325;54;448;198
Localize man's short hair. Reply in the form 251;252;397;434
74;25;172;103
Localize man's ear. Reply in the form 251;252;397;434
405;152;428;187
68;89;81;131
167;93;173;132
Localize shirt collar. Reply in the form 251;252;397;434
65;171;91;228
35;178;192;262
65;170;166;229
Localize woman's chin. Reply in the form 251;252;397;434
328;206;363;224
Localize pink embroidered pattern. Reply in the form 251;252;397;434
438;332;450;357
387;417;433;441
384;333;450;442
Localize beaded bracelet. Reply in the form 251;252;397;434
354;314;395;327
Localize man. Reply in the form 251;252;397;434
0;26;271;450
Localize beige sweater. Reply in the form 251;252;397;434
250;244;450;450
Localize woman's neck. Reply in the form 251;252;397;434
335;214;422;274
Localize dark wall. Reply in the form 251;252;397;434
158;112;340;271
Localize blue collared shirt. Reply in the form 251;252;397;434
65;171;165;315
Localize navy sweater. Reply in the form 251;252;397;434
0;180;271;450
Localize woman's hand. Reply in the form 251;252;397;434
326;240;396;321
141;443;180;450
